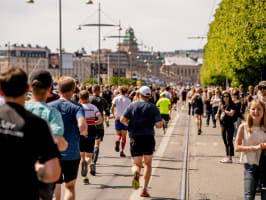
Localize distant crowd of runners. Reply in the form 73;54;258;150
0;67;265;200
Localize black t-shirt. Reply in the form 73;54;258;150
194;95;203;110
89;95;110;129
122;101;161;138
102;90;112;105
205;99;212;112
181;90;187;100
0;103;60;200
220;103;236;125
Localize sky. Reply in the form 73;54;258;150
0;0;221;53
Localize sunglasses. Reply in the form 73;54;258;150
223;95;229;98
259;86;266;90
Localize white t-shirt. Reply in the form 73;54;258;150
0;95;5;106
240;124;266;165
112;95;131;118
211;95;221;107
81;103;101;125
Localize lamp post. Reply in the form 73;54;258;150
102;23;125;86
128;51;132;85
77;1;116;84
26;0;63;77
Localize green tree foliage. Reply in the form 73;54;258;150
109;77;136;86
83;78;98;85
201;0;266;87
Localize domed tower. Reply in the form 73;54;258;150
119;27;138;54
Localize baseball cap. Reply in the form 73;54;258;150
160;92;165;97
258;81;266;89
30;70;52;89
139;86;151;97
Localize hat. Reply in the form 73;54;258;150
160;92;165;97
139;86;151;97
30;70;52;89
258;81;266;89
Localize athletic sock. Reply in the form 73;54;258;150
93;147;99;164
121;138;126;152
116;135;121;141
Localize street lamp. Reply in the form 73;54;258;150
26;0;63;77
77;1;117;84
128;51;132;85
102;23;126;86
86;0;93;4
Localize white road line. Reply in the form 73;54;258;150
129;111;181;200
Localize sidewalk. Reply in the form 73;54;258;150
189;115;245;200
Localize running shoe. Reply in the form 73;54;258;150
106;121;109;127
132;171;140;190
219;158;232;163
140;189;150;197
120;151;126;157
83;176;90;185
115;141;120;152
198;129;201;135
90;163;96;176
81;160;88;177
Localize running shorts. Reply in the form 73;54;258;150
130;135;155;157
80;135;96;153
57;159;80;183
161;114;169;122
95;129;104;141
115;120;128;131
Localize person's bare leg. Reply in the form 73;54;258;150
131;156;142;174
53;184;61;200
64;179;76;200
143;155;153;188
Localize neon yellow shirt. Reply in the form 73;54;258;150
156;97;171;114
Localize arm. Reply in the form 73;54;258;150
235;124;265;152
225;109;235;117
35;157;61;183
155;121;163;128
120;116;129;126
54;136;68;151
111;103;115;118
78;117;88;136
95;113;103;125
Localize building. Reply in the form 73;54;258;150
164;55;202;85
0;27;202;86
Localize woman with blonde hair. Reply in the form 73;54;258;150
235;100;266;199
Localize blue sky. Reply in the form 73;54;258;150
0;0;221;53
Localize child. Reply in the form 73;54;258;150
79;90;103;184
235;100;266;199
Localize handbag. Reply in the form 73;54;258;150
220;111;226;121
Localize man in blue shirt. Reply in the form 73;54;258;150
49;76;87;200
121;86;162;198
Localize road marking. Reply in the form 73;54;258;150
129;111;181;200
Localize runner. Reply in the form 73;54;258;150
0;67;61;199
25;70;68;200
120;86;163;197
156;92;171;131
111;86;131;157
79;90;103;184
181;87;187;106
102;85;112;127
191;88;204;135
49;76;88;200
89;85;110;170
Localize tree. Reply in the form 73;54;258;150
83;78;98;85
201;0;266;88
